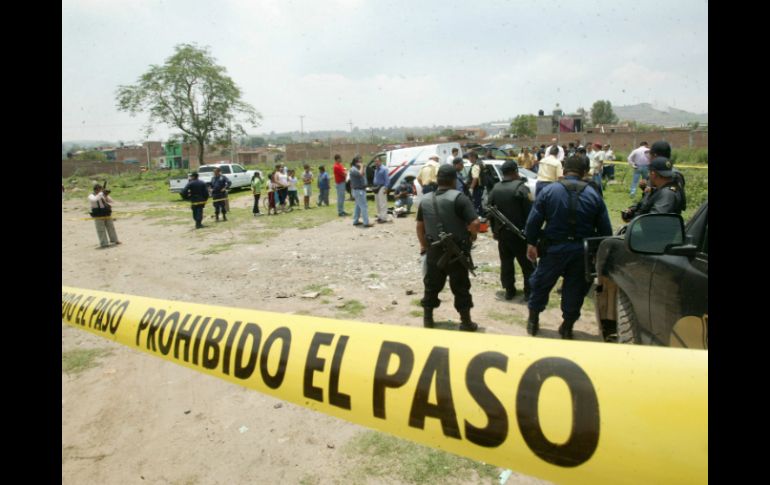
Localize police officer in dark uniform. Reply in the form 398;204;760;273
210;167;232;221
525;156;613;339
486;160;535;301
417;164;481;331
181;172;210;229
621;156;685;223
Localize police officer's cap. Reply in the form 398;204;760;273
437;164;457;178
501;160;519;174
649;157;674;177
452;157;464;165
650;141;672;158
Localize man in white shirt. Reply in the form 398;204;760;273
446;147;460;165
592;143;606;188
627;141;651;197
88;184;121;248
544;137;565;162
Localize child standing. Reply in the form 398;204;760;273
287;169;300;208
317;165;330;206
251;172;264;216
302;164;314;209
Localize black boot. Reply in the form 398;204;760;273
222;213;228;221
505;287;517;300
527;309;539;336
558;320;576;340
423;307;435;328
459;309;478;332
523;287;531;302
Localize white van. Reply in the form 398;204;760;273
365;143;462;192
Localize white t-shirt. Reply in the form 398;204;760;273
545;144;565;162
288;176;298;191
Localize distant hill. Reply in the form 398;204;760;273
613;103;708;128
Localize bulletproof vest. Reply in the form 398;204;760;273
421;190;469;244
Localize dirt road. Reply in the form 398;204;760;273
62;194;599;484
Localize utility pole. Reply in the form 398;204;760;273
300;115;305;139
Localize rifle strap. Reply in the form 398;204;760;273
558;179;589;241
430;191;445;235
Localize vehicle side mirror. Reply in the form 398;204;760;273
625;213;685;255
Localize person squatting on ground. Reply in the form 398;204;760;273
88;183;121;248
486;160;535;301
349;155;373;227
393;176;415;215
181;172;209;229
416;164;480;332
251;171;264;216
333;154;349;216
372;155;391;223
210;167;231;221
317;165;330;206
525;156;612;339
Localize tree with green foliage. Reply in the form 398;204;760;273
116;43;260;167
73;150;107;162
509;114;537;138
590;100;618;126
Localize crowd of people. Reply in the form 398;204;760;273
85;140;686;342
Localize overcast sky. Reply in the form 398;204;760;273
62;0;708;142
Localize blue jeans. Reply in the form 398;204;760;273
592;174;603;196
395;196;413;212
630;166;649;195
336;182;347;215
352;189;369;225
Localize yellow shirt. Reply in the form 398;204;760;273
417;161;439;185
537;155;563;182
470;163;481;180
517;153;535;170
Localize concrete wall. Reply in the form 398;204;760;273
62;160;142;178
286;143;381;162
507;129;707;152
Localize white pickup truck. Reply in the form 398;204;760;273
169;163;259;196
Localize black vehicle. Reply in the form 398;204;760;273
585;201;708;349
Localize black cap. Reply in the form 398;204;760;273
649;141;671;158
452;157;464;165
649;157;674;177
501;160;518;173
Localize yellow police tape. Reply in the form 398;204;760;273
604;161;708;170
61;286;707;484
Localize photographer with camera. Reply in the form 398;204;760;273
620;141;686;223
416;164;480;331
88;183;121;248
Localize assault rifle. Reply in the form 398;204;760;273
487;205;526;241
431;232;476;277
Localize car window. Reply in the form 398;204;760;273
232;165;245;173
220;166;232;174
199;166;215;173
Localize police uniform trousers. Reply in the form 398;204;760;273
421;245;473;311
498;233;534;293
213;192;227;215
528;248;591;323
191;203;204;225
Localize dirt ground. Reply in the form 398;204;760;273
62;193;601;484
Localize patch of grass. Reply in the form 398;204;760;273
320;299;331;305
486;311;526;327
476;264;500;274
199;242;236;255
410;298;422;307
367;273;379;278
261;203;339;230
409;309;423;317
336;300;365;318
304;284;334;296
62;348;113;375
344;431;498;484
298;475;320;485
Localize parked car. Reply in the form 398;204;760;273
466;157;538;201
169;163;260;197
364;142;463;195
584;201;708;349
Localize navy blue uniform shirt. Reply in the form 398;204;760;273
525;175;612;253
182;179;209;203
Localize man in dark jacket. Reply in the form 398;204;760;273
525;156;613;339
182;172;210;229
486;160;534;301
210;167;232;221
